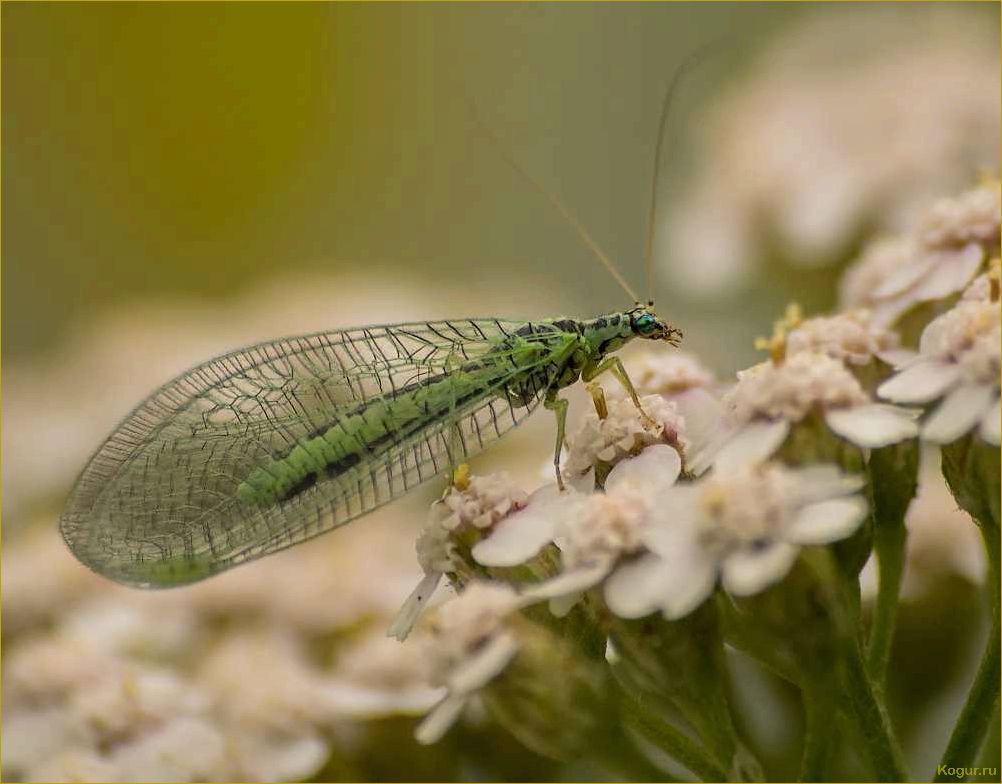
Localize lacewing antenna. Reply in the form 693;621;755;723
466;97;641;304
643;39;731;304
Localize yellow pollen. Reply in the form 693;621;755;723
452;464;471;491
754;302;803;365
700;485;728;521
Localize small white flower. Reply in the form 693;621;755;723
617;352;717;397
878;298;1001;444
414;582;525;745
692;352;918;474
917;180;1002;249
514;446;684;615
324;629;442;719
613;354;726;467
389;473;528;641
840;181;1000;328
785;309;900;366
563;394;685;483
604;463;868;620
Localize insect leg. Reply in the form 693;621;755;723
441;347;466;485
582;356;657;429
543;392;569;491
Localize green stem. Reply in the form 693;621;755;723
841;636;909;781
619;689;728;783
799;685;835;782
715;593;800;685
934;523;1001;782
600;728;682;782
867;518;906;682
865;441;919;683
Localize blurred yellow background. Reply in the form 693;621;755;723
5;2;814;360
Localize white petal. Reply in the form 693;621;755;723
911;244;985;302
786;497;868;544
387;571;442;641
824;404;918;447
721;542;799;596
640;486;701;556
606;444;681;492
714;420;790;474
604;549;717;620
566;467;596;493
877;359;962;403
415;694;468;745
979;397;1001;446
446;632;520;694
922;384;996;444
471;485;576;567
873;252;937;298
785;464;864;505
675;388;725;452
520;562;611;602
323;680;444;718
875;348;919;370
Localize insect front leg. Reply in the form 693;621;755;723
581;356;657;429
544;392;569;491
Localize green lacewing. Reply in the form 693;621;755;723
60;48;715;587
61;310;680;586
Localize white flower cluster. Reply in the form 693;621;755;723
408;221;998;744
841;180;1001;327
1;514;439;783
663;7;999;295
878;272;1001;445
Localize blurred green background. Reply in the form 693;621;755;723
5;1;818;364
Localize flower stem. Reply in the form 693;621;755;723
841;635;909;781
619;688;728;783
934;523;1001;782
799;684;835;782
867;518;906;682
866;441;919;683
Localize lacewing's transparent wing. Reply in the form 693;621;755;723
61;318;573;587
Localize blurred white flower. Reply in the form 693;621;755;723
1;638;231;783
195;628;341;781
389;473;528;641
878;296;1001;445
663;8;1000;295
325;629;442;719
692;352;918;474
785;309;900;367
840;181;1000;327
860;446;986;601
0;524;105;635
189;510;422;635
617;352;717;397
604;463;868;619
415;582;525;745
